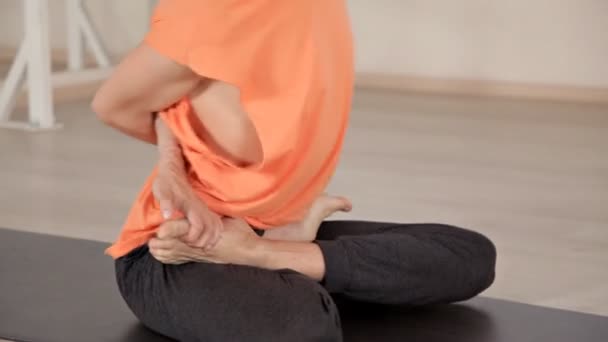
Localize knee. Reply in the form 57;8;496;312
461;228;497;295
278;271;343;341
425;224;496;299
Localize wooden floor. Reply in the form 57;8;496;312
0;89;607;317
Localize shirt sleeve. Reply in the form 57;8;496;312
144;0;199;67
144;0;270;88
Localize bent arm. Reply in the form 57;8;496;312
92;44;201;144
92;44;263;167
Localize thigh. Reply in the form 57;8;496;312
316;220;415;240
317;220;488;240
314;221;496;305
116;246;342;342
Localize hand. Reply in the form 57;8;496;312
153;158;223;249
148;220;195;265
201;217;259;264
149;218;259;266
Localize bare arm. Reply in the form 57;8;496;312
155;114;182;164
92;44;201;144
93;44;263;166
153;115;223;248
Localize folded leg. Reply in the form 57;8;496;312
315;221;497;306
115;245;342;342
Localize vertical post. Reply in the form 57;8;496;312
66;0;83;71
78;3;111;68
0;42;27;122
24;0;54;128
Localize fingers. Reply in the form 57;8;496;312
157;219;190;239
150;251;187;265
159;199;174;219
149;237;191;265
148;237;177;250
185;212;206;245
207;215;223;249
149;239;172;262
152;178;175;219
188;210;224;249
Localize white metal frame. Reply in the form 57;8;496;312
0;0;113;131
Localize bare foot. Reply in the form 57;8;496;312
263;194;352;242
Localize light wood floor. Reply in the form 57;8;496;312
0;89;607;317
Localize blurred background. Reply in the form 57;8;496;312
0;0;606;317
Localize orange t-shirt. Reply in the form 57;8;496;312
106;0;354;259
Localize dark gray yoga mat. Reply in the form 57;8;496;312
1;228;607;342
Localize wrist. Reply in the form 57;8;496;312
159;144;182;162
155;115;179;149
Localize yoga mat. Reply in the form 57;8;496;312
1;228;606;342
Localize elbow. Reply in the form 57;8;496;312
220;130;264;168
91;88;129;127
235;125;264;167
228;139;264;167
215;121;264;167
91;92;115;125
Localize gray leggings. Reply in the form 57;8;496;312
115;221;496;342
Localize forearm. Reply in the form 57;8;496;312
92;44;203;145
155;116;192;194
249;239;326;281
110;112;157;144
100;106;157;144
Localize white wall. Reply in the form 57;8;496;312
349;0;608;88
0;0;151;58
